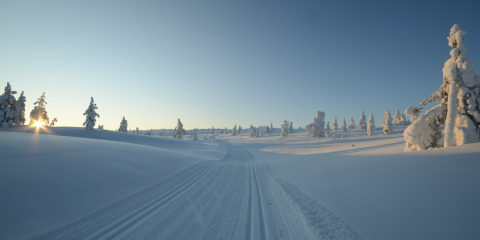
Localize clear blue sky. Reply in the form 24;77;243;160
1;0;479;130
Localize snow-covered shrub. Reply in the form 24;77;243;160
219;129;224;134
358;110;367;131
325;121;330;138
405;107;422;122
118;117;128;132
312;111;325;138
404;105;445;151
173;119;186;139
348;117;356;129
98;125;104;130
233;125;237;136
332;117;338;132
342;118;347;131
50;117;58;127
367;112;375;136
289;122;293;133
30;92;50;126
0;82;18;128
83;97;99;130
382;110;393;134
418;24;480;147
305;123;313;134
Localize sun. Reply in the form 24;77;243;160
34;120;43;128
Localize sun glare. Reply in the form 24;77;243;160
34;121;43;128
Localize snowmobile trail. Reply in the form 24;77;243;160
28;143;357;240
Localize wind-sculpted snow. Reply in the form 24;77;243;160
26;143;361;240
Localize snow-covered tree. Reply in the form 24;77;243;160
83;97;99;130
211;126;214;134
348;117;356;129
193;128;198;140
13;91;26;125
232;125;237;136
382;110;393;134
281;120;289;138
325;121;330;138
219;128;224;134
224;127;227;134
289;121;293;133
367;112;375;136
50;117;58;127
238;125;242;134
305;123;313;134
312;111;325;138
342;118;347;131
173;118;186;139
405;107;422;122
118;117;128;132
249;125;256;138
0;82;18;128
333;117;338;132
135;127;141;134
30;92;50;126
413;24;480;148
266;126;271;133
98;125;104;130
358;110;366;131
271;122;274;132
393;109;404;126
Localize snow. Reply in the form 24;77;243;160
2;124;480;240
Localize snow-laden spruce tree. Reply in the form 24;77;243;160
260;126;266;137
333;117;338;132
305;123;313;134
83;97;99;130
342;118;347;131
238;125;242;134
118;117;128;132
408;24;480;149
289;121;293;133
312;111;325;138
358;110;367;131
173;119;186;139
0;82;18;128
348;117;356;129
325;121;330;138
211;126;214;134
367;112;375;136
13;91;26;125
30;92;49;126
249;125;255;137
270;122;274;132
266;126;271;133
393;109;404;126
232;125;237;136
281;121;289;138
382;110;393;134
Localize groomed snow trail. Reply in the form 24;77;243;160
28;143;358;240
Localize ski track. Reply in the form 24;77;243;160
27;143;360;240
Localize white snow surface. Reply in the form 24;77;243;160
2;125;480;240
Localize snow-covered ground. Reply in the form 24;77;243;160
1;126;479;239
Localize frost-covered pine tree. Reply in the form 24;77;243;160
270;122;274;132
367;112;375;136
341;118;347;131
0;82;18;128
30;92;49;126
312;111;325;137
249;125;255;138
325;121;330;138
348;117;356;129
332;117;338;132
382;110;393;134
83;97;99;130
118;117;128;132
13;91;26;125
232;125;237;136
289;121;293;133
358;110;367;131
173;118;186;139
238;125;242;134
393;109;403;126
408;24;480;150
211;126;214;134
